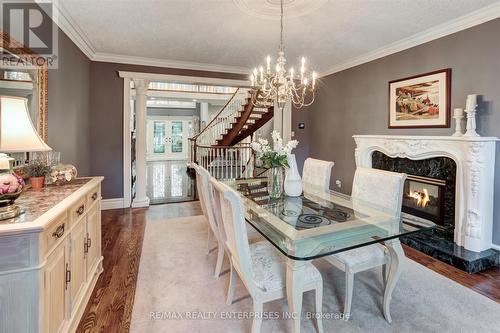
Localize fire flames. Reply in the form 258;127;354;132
409;188;430;208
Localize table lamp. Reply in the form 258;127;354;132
0;95;52;220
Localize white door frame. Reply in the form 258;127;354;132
146;115;194;161
119;71;250;208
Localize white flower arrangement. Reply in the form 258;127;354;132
250;130;299;168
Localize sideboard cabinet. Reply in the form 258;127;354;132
0;177;104;333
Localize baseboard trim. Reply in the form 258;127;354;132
101;198;126;210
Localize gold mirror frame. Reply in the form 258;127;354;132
0;30;48;141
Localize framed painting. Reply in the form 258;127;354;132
388;68;451;128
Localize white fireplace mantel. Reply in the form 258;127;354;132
353;135;498;252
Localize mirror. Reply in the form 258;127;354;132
0;30;48;141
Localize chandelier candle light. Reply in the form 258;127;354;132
250;0;317;110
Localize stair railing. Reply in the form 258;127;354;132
196;143;255;180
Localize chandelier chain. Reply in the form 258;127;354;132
280;0;284;52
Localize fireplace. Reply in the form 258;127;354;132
372;151;456;231
402;175;446;226
354;135;499;273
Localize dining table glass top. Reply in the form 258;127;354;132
224;178;435;261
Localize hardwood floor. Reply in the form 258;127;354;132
403;244;500;303
76;201;499;332
76;202;203;333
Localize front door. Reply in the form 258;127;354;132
147;117;191;160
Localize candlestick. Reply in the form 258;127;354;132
464;96;480;137
466;94;477;111
453;108;463;117
452;108;464;137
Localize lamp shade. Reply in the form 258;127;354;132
0;96;52;152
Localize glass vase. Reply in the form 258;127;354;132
267;167;284;199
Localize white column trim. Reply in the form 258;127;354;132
118;71;249;87
131;79;151;208
122;77;132;208
282;100;292;142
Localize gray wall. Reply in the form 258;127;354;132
301;18;500;246
88;62;245;198
48;26;91;175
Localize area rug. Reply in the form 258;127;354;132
130;215;500;333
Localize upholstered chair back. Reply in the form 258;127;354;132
193;165;207;217
209;176;227;248
303;158;335;194
194;165;218;235
210;179;258;293
351;167;407;217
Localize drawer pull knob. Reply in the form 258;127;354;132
76;205;85;216
52;224;65;238
92;192;98;200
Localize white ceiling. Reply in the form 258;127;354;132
58;0;500;75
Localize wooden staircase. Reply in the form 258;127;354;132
190;88;273;179
216;91;274;146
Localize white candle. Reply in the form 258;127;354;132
259;66;263;82
312;72;317;89
454;108;463;117
266;56;271;72
466;94;477;110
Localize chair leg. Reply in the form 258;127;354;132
226;262;236;305
344;269;354;320
251;300;263;333
214;241;225;278
206;229;213;255
315;282;324;333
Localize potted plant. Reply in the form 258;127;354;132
23;160;52;189
251;131;298;198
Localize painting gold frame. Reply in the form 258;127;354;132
0;30;49;141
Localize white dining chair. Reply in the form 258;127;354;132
323;167;407;320
210;178;324;333
194;164;226;278
302;158;334;195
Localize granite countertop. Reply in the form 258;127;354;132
1;178;92;225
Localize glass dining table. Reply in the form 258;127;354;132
224;178;435;333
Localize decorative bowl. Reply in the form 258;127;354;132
0;188;23;206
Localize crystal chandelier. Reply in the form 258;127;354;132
250;0;317;110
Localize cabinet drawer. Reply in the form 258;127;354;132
70;196;87;224
45;213;68;251
86;185;101;207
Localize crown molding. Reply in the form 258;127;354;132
320;2;500;77
93;52;250;74
36;0;96;59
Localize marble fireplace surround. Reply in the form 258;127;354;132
353;135;498;253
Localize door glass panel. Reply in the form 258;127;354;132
153;121;165;153
171;121;183;153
